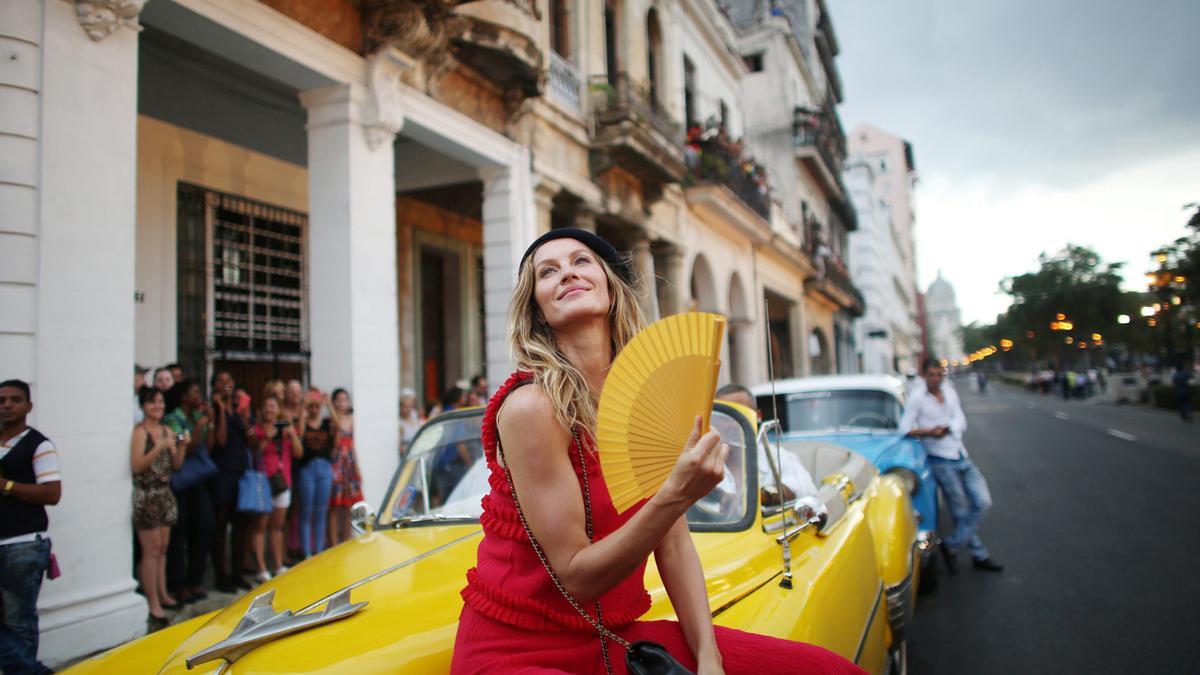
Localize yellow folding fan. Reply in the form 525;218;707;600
596;312;727;513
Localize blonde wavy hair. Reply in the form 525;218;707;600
508;247;647;434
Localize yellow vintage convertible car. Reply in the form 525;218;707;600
67;402;919;674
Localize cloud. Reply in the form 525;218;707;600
833;0;1200;189
916;147;1200;324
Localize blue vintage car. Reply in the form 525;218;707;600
752;374;941;592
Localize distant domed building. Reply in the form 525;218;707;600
926;272;965;364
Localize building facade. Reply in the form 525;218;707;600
846;124;921;375
728;0;864;376
926;272;966;365
2;0;863;663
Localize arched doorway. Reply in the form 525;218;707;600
727;272;753;385
809;328;832;375
689;254;718;312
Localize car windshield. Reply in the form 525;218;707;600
757;390;902;433
379;408;752;528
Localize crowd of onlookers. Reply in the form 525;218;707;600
130;365;365;625
128;366;491;626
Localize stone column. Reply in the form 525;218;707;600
2;0;150;665
300;79;401;505
651;242;685;317
630;237;659;321
533;179;556;236
573;208;598;233
481;155;538;390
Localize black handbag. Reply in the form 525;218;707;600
268;471;288;496
497;429;694;675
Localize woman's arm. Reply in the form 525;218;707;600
325;394;342;429
498;386;728;604
656;518;723;674
170;430;186;470
130;425;156;473
287;426;304;459
212;398;228;448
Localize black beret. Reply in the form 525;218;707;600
519;228;634;284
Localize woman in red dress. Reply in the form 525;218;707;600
451;229;863;675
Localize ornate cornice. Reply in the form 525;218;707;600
363;47;413;150
74;0;146;41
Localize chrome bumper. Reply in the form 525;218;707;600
885;572;915;641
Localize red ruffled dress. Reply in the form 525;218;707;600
451;372;864;675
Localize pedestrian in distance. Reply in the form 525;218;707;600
900;359;1003;574
153;366;175;393
134;364;149;424
326;389;363;548
247;396;302;581
1173;360;1194;422
164;380;217;605
0;379;63;675
208;370;252;593
296;389;334;558
130;386;184;624
469;374;488;404
398;388;424;461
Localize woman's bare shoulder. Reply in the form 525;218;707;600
498;383;555;427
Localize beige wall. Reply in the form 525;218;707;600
135;115;308;370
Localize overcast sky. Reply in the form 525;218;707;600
831;0;1200;324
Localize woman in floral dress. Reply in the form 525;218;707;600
326;388;362;547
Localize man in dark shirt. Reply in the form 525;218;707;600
0;379;61;675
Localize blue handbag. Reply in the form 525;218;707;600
236;449;272;514
170;445;218;491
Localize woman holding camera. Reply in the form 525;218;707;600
247;396;303;582
130;387;184;623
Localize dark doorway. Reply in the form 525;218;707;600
419;247;463;406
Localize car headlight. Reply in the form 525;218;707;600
885;467;919;496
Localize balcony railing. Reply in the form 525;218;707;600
793;105;846;177
590;73;683;147
547;50;582;114
690;138;771;219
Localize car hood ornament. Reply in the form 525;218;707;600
185;588;367;670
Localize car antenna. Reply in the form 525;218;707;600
764;297;793;590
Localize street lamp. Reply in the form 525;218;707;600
1118;314;1131;325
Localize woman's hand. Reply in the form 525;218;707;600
658;416;729;506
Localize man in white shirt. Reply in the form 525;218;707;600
0;379;61;675
715;385;819;503
899;360;1002;574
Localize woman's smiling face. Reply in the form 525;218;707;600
531;238;611;331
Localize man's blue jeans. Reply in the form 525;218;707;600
0;537;53;675
297;458;333;558
929;455;992;560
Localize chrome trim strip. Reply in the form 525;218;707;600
853;582;885;665
296;529;483;614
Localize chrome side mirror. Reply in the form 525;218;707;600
349;500;376;536
793;495;828;531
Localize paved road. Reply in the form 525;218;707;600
907;381;1200;673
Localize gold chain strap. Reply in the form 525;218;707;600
496;428;632;675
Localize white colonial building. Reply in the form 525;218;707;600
845;124;921;374
1;0;864;665
926;272;966;364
